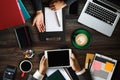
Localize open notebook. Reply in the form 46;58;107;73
39;7;65;41
45;7;63;32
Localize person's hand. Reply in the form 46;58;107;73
49;0;67;11
32;10;45;32
39;56;48;75
70;53;81;72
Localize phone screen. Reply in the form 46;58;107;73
69;1;78;14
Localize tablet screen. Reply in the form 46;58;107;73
45;49;71;67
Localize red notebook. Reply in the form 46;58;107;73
0;0;25;30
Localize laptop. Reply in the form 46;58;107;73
0;0;25;30
90;53;117;80
78;0;120;37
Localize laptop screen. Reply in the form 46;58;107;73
98;0;120;10
106;0;120;7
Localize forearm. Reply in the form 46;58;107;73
32;0;42;11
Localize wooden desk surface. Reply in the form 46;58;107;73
0;0;120;80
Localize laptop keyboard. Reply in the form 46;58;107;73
85;2;117;25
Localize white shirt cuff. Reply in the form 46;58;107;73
33;70;44;80
76;69;85;75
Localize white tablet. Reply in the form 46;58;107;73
90;53;117;80
44;49;72;68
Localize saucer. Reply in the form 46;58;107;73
71;29;92;49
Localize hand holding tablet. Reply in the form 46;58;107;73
44;49;72;68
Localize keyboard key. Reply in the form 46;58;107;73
85;2;117;25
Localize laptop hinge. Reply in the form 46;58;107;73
93;0;117;12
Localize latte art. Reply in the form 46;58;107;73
75;34;88;46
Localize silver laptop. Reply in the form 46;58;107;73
78;0;120;37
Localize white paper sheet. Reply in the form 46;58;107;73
45;7;63;32
46;68;71;80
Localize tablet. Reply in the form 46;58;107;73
44;49;72;68
90;53;117;80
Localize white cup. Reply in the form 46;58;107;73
19;60;32;77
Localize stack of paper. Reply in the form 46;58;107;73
45;7;63;32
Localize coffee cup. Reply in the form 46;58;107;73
71;29;92;49
19;60;32;77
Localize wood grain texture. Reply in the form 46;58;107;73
0;0;120;79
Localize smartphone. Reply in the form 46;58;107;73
69;1;78;14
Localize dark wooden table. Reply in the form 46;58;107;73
0;0;120;80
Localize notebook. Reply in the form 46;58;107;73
0;0;25;30
39;7;65;41
90;53;117;80
46;68;70;80
45;7;63;32
85;53;94;69
14;26;32;48
78;0;120;37
18;0;31;20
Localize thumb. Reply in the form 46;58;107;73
32;18;36;26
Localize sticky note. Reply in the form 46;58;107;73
92;60;101;71
104;62;114;72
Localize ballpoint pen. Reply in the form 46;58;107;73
55;11;61;27
88;59;91;69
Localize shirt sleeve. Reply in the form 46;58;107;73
33;70;44;80
32;0;42;11
76;69;86;76
64;0;77;6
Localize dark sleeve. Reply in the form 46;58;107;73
27;74;37;80
64;0;77;6
77;69;93;80
32;0;42;11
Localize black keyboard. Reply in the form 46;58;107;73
85;2;117;25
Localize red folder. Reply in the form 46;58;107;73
0;0;25;30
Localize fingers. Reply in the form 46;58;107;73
49;0;58;11
71;53;76;60
70;53;78;66
32;18;36;26
49;0;67;11
32;12;45;32
40;56;45;64
41;22;45;32
40;56;47;65
33;20;45;32
39;56;47;75
70;53;75;66
49;4;56;11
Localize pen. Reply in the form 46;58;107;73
55;11;61;27
88;59;91;69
